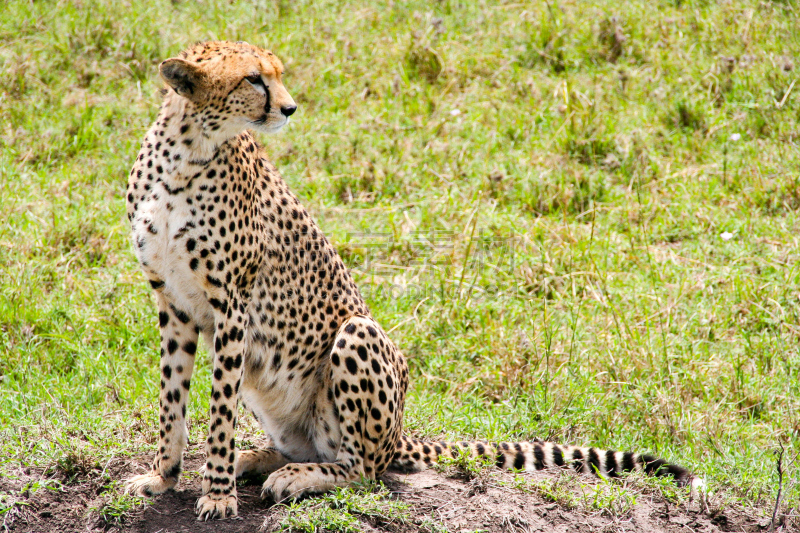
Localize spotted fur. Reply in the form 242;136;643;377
124;41;701;520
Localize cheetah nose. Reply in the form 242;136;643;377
280;105;297;117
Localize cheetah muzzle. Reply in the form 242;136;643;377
124;41;704;520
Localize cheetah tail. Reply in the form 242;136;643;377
391;435;705;496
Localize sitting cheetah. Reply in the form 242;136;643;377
125;41;702;520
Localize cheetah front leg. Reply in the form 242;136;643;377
126;293;198;496
195;294;247;520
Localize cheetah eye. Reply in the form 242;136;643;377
245;74;267;96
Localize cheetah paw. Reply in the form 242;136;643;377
262;465;330;502
196;494;238;521
125;472;177;497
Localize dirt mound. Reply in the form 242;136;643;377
376;470;763;533
0;451;775;533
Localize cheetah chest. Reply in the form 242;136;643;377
131;184;215;332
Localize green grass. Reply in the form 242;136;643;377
89;480;146;529
1;0;799;517
275;483;411;532
0;477;60;528
506;470;664;516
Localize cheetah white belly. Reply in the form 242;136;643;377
239;359;339;463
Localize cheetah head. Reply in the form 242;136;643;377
159;41;297;138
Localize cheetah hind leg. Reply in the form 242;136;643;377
236;448;291;480
262;316;404;502
196;448;289;481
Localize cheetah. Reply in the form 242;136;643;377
124;41;703;520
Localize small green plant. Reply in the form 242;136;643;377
406;17;445;84
507;472;580;509
18;478;62;498
51;450;97;483
615;469;690;506
667;99;707;132
583;477;637;517
0;478;61;530
417;518;451;533
509;471;665;516
278;483;410;533
433;447;495;481
281;504;361;533
91;484;145;529
0;492;28;530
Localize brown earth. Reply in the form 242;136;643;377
0;450;788;533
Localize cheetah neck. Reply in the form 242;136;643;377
151;93;232;179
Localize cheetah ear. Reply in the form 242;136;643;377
159;58;207;103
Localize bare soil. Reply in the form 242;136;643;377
0;450;786;533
